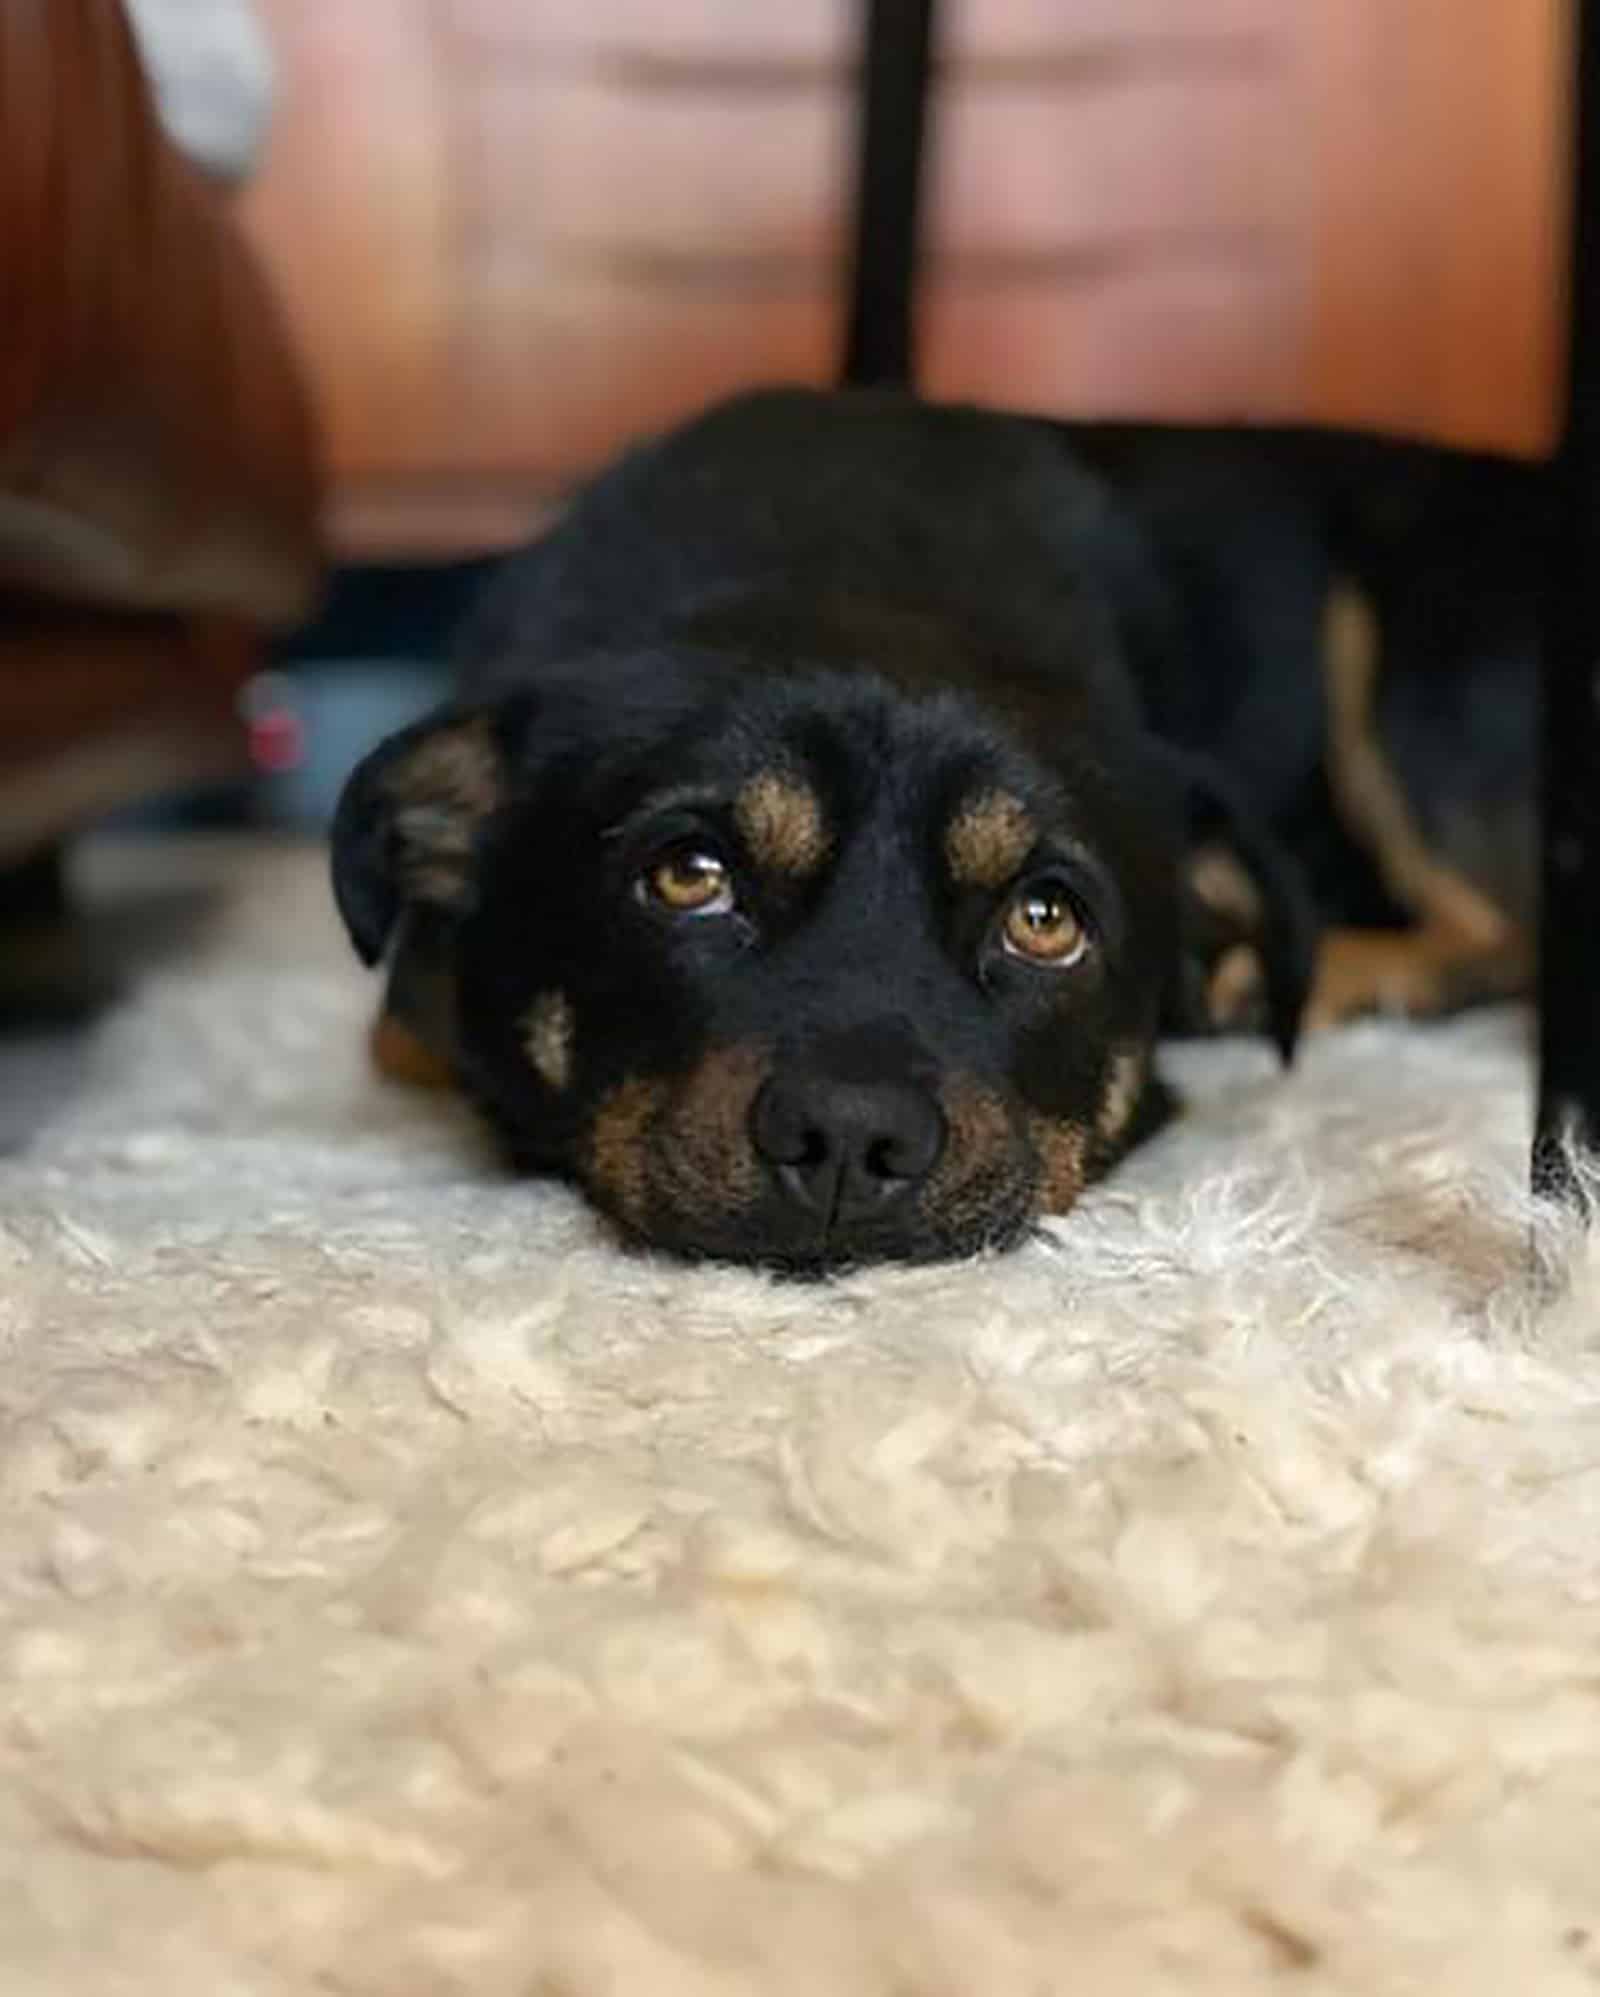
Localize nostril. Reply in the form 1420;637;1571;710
751;1080;838;1180
868;1096;945;1189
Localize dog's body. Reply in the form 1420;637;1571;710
333;387;1314;1269
1062;427;1542;919
1052;424;1541;1019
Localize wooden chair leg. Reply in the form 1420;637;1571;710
1535;0;1600;1195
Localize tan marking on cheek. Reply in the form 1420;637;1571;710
941;1082;1014;1172
585;1078;664;1225
1027;1115;1088;1216
945;790;1035;889
922;1079;1024;1234
1188;843;1262;929
1095;1046;1147;1146
735;773;829;875
584;1052;772;1234
660;1044;771;1211
522;990;575;1090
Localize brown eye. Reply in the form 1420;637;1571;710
643;846;734;915
1001;883;1088;966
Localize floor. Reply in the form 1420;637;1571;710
0;1027;92;1156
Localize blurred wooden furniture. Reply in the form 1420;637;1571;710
242;0;1567;561
0;0;321;863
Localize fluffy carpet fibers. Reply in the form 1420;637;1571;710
5;841;1600;1995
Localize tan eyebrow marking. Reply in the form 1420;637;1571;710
945;790;1035;888
734;772;830;875
586;1076;662;1224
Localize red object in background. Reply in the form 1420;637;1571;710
247;705;306;775
240;673;307;773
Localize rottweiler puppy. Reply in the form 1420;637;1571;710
331;388;1314;1271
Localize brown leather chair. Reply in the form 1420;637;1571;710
0;0;321;881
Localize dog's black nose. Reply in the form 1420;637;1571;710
750;1072;945;1221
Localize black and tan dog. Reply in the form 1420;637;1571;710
331;388;1317;1270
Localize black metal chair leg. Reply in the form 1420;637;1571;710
841;0;938;388
1536;0;1600;1195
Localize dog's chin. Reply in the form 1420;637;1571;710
584;1187;1037;1276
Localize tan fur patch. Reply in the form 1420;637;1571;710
735;773;829;876
1027;1114;1089;1216
389;716;500;817
1206;944;1264;1028
922;1080;1025;1237
585;1077;664;1226
1187;844;1263;929
1316;586;1525;1030
522;991;575;1091
945;791;1035;889
370;1011;456;1090
1323;581;1511;952
1096;1046;1147;1146
585;1047;771;1232
657;1044;769;1213
383;717;501;910
1305;923;1532;1032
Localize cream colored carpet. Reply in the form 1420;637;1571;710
4;840;1600;1995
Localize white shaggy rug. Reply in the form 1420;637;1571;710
5;840;1600;1995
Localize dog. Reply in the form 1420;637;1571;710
330;387;1319;1271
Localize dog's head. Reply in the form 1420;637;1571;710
333;650;1309;1270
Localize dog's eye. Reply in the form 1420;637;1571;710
1000;882;1088;966
641;845;735;916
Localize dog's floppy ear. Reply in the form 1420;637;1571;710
1152;743;1317;1062
331;701;522;967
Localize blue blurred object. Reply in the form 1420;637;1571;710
248;659;449;829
